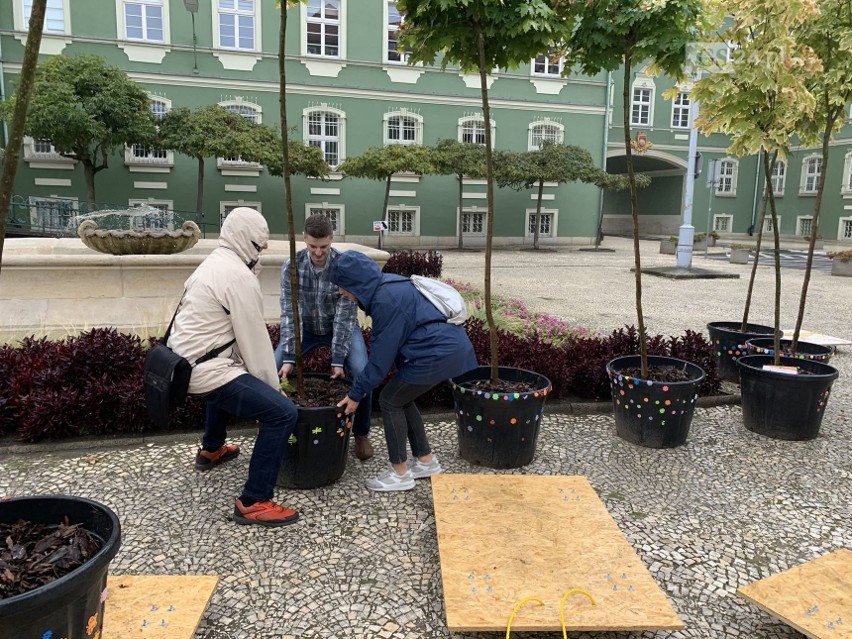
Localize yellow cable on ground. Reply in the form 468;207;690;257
505;596;545;639
560;589;597;639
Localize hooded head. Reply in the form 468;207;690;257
219;207;269;269
328;250;383;311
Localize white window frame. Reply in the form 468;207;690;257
631;77;655;127
458;116;496;146
215;0;258;52
716;158;738;197
528;119;564;151
127;198;175;230
217;99;263;170
762;216;781;233
839;216;852;241
19;0;70;34
22;137;75;169
303;106;346;169
713;214;733;233
220;200;262;229
27;195;78;232
306;203;345;235
385;1;409;64
770;159;786;197
841;150;852;195
796;216;814;237
459;207;487;236
117;0;169;43
385;205;419;236
532;47;564;77
525;208;557;238
800;155;822;195
126;95;174;169
671;91;691;129
383;109;423;146
304;0;342;58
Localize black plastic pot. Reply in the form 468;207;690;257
277;375;352;489
606;355;705;449
706;321;777;383
745;337;833;363
737;354;839;441
450;366;552;469
0;495;121;639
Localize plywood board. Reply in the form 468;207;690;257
431;474;683;632
781;330;852;347
738;549;852;639
103;575;219;638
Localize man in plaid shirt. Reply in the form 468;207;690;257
274;214;374;460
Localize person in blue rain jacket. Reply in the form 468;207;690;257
329;249;477;492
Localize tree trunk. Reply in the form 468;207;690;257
761;151;782;366
791;111;836;353
83;161;97;207
457;173;464;250
379;175;391;251
740;150;771;333
196;156;205;220
533;180;543;250
0;0;46;276
622;55;648;378
475;24;499;385
280;1;304;392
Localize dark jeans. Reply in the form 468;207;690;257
203;374;297;503
274;329;371;437
378;376;436;465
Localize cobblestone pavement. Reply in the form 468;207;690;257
2;237;850;639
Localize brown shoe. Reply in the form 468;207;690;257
354;436;374;461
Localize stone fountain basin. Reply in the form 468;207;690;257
77;219;201;255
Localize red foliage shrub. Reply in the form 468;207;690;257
382;249;443;278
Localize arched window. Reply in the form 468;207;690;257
528;119;564;150
304;106;346;168
458;116;495;146
384;110;423;145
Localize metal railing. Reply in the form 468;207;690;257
5;194;215;238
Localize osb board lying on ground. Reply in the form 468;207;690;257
431;474;683;632
738;548;851;639
102;575;219;638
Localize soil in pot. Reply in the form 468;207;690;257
283;376;351;407
0;519;102;600
456;378;539;394
616;365;695;383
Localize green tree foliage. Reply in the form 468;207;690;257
495;142;631;249
1;54;155;205
692;0;821;360
431;139;486;250
340;144;434;250
561;0;704;378
398;0;571;383
252;128;329;180
158;105;265;218
0;0;46;276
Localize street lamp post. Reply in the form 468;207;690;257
676;98;699;268
183;0;199;75
704;158;719;258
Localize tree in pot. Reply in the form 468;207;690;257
693;0;840;440
561;0;707;448
0;496;121;639
274;1;355;487
396;0;570;467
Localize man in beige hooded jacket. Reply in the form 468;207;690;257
169;207;299;527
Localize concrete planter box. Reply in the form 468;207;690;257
831;259;852;277
730;248;751;264
694;240;708;251
659;239;677;255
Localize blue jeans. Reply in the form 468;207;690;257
378;376;436;465
274;329;371;437
203;374;297;503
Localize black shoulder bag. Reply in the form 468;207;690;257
143;295;235;428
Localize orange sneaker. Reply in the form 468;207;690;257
233;499;300;527
194;444;240;470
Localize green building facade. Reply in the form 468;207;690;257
2;0;852;247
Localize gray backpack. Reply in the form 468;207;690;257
409;275;468;325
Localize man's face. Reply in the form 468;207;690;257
304;233;332;267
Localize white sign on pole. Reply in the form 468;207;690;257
373;220;389;231
705;158;721;189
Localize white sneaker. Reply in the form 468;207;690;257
408;455;442;479
365;468;416;492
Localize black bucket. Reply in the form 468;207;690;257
277;405;352;489
706;321;777;382
0;495;121;639
606;355;705;449
737;354;839;441
745;337;833;363
450;366;552;469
